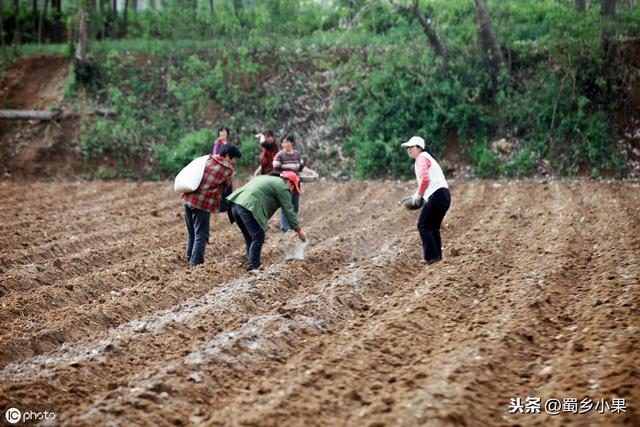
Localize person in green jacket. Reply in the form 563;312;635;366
226;171;306;272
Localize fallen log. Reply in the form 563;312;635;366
0;109;115;120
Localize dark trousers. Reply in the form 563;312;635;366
184;205;210;265
230;203;265;270
280;192;300;231
217;185;232;213
417;188;451;262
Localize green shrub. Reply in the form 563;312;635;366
236;138;261;169
158;128;214;176
469;142;498;178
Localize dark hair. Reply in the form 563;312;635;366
281;133;295;145
218;144;241;159
218;125;230;136
413;142;438;161
424;145;438;161
263;129;274;138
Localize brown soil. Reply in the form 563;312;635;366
0;179;638;426
0;56;82;179
0;55;68;110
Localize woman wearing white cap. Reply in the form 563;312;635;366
401;136;451;263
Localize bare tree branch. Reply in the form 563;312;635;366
0;109;116;120
411;0;447;69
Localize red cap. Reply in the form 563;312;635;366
280;171;301;195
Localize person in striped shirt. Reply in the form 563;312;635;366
273;134;305;232
182;144;241;265
401;136;451;264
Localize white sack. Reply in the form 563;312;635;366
174;155;209;194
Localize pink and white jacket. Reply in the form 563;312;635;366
415;151;448;200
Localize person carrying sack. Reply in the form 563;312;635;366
182;144;241;265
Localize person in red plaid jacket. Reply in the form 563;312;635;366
182;144;241;265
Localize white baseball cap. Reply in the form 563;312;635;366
401;136;425;150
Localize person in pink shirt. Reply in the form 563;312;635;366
212;125;232;213
212;125;230;156
401;136;451;263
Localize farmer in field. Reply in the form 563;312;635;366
182;144;242;265
226;171;306;272
255;129;279;175
212;124;230;156
402;136;451;263
212;124;233;213
273;133;305;232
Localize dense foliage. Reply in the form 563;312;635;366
2;0;638;179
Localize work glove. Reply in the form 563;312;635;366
295;228;306;242
412;193;424;206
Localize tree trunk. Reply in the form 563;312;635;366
51;0;62;43
601;0;616;16
208;0;213;13
474;0;503;98
0;108;115;120
32;0;38;42
122;0;128;37
0;0;5;47
74;7;88;63
99;0;105;39
86;0;97;39
575;0;587;11
13;0;20;45
412;0;447;69
601;0;616;57
111;0;117;39
38;0;48;44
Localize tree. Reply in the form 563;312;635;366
13;0;20;45
51;0;63;43
111;0;117;38
99;0;105;39
74;7;88;64
122;0;128;37
0;0;5;47
38;0;48;44
601;0;616;56
32;0;38;41
474;0;503;99
575;0;588;12
412;0;447;68
85;0;98;39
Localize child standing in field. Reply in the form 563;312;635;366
402;136;451;263
273;134;304;232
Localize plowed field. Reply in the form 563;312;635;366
0;179;638;427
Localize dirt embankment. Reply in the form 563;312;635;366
0;179;638;426
0;56;83;178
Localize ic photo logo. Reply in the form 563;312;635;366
4;408;21;424
4;407;57;424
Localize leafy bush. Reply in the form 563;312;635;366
62;0;636;180
468;141;498;178
158;128;215;176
